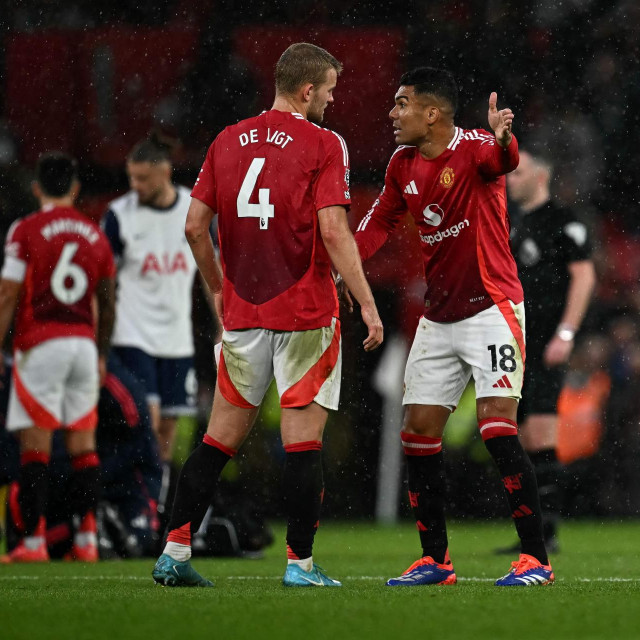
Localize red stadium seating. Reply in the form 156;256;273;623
233;27;405;172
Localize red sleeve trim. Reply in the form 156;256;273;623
104;373;140;427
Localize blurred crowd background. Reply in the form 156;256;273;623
1;0;639;547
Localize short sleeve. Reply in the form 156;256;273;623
3;219;27;261
314;131;351;212
102;209;123;259
558;216;592;262
1;219;27;282
191;139;217;210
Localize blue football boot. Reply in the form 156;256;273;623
386;556;457;586
282;563;342;587
152;554;214;587
495;553;555;586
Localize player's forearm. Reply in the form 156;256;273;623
188;235;223;295
0;279;21;349
482;135;519;177
559;260;596;332
324;230;376;310
185;199;222;294
96;278;115;358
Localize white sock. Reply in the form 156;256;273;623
163;541;191;562
288;556;313;572
75;531;98;548
24;535;45;551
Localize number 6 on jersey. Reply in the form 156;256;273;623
237;158;274;229
51;242;88;304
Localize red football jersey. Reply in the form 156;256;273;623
3;205;115;351
356;128;523;322
192;110;350;331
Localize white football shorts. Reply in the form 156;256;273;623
7;337;99;431
403;302;526;410
217;318;341;411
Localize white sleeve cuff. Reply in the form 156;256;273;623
1;255;26;282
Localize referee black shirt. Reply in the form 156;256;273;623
511;200;592;355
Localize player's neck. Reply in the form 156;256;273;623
39;196;74;210
271;95;306;118
152;183;177;209
417;123;456;160
520;190;550;213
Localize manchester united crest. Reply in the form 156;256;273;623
439;167;455;189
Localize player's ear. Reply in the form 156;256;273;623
426;106;440;124
70;179;81;201
32;181;42;200
301;83;314;104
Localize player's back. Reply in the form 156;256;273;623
194;110;350;331
6;205;114;350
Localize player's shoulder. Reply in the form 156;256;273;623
315;125;349;163
386;145;416;171
5;209;38;236
218;113;264;139
175;184;192;203
108;190;139;217
4;212;34;245
450;127;496;150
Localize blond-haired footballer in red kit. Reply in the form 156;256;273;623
152;43;383;588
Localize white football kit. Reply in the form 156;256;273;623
104;186;197;358
403;302;526;410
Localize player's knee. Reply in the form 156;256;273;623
477;396;518;421
402;405;449;438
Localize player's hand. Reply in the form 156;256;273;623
98;355;108;386
361;303;383;352
213;291;224;328
488;92;514;148
335;274;354;313
543;335;573;367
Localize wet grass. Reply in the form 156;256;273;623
1;520;639;640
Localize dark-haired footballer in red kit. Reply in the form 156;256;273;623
152;43;383;588
0;152;115;564
352;67;554;587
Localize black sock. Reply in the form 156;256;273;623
69;452;101;520
484;435;548;565
529;448;563;541
166;438;232;542
157;461;177;534
401;433;448;564
18;455;49;536
283;444;323;560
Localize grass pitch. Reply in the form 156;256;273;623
1;520;639;640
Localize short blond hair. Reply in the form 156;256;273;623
275;42;342;96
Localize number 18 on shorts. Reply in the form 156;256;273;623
403;302;525;410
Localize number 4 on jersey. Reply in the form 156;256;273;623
237;158;274;230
